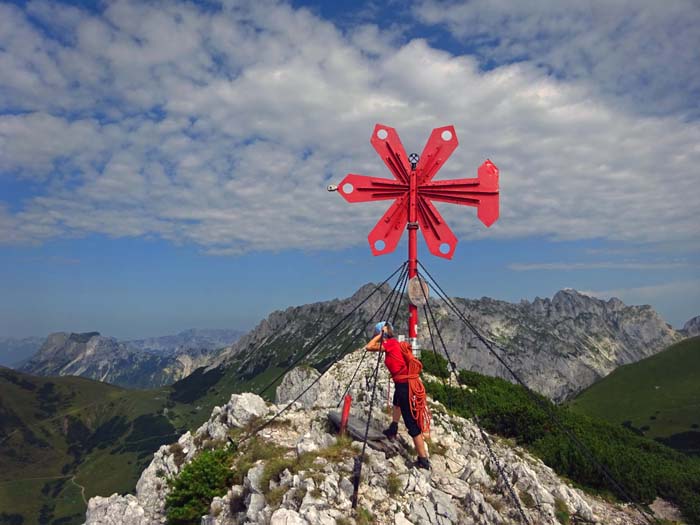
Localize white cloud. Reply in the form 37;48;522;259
0;0;699;255
413;0;700;118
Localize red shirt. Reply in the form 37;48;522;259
382;338;408;382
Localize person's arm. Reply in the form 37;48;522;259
362;333;384;352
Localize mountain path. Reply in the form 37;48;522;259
71;475;88;505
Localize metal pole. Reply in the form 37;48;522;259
408;161;419;348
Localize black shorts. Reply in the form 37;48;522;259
392;382;422;437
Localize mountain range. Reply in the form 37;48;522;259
0;336;45;367
18;329;245;389
1;284;698;524
9;289;692;401
83;348;698;525
124;328;246;355
207;285;685;401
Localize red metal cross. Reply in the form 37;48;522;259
337;124;499;260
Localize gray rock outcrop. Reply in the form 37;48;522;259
84;351;665;525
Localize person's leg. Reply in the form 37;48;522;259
396;385;430;468
383;405;401;439
383;384;403;440
392;405;401;423
412;433;427;458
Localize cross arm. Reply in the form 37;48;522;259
416;125;459;185
368;195;408;256
416;197;458;259
337;174;408;203
418;160;500;227
370;124;412;184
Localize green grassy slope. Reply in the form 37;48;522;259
568;336;700;454
422;352;700;523
0;367;179;525
0;321;360;525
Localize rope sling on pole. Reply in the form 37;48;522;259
417;263;657;525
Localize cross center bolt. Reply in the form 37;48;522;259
409;153;420;170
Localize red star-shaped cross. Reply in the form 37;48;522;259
337;124;499;259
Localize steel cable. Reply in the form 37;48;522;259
417;262;656;525
419;273;531;525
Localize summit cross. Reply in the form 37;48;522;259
334;123;500;348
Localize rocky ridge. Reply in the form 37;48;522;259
125;329;245;356
84;351;654;525
682;316;700;337
209;285;683;401
20;332;221;389
0;335;44;367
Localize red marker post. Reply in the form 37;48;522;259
339;395;352;435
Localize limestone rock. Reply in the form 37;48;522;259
84;494;147;525
85;353;663;525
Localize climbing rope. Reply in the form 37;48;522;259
246;262;408;441
392;341;431;435
237;262;409;443
417;262;657;525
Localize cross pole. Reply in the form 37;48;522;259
333;123;499;350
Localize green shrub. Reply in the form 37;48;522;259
355;506;375;525
386;472;402;496
165;447;234;525
423;363;700;524
265;485;287;507
554;498;570;524
231;436;286;484
421;351;450;378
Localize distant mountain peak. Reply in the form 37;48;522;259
19;328;244;389
682;316;700;337
68;332;101;344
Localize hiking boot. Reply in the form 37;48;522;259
413;457;431;470
382;422;398;441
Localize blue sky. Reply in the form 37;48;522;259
1;0;699;338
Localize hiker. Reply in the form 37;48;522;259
361;321;431;469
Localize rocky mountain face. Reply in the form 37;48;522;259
0;336;44;367
432;288;682;401
682;316;700;337
208;285;682;402
125;329;245;355
19;332;221;389
84;351;658;525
